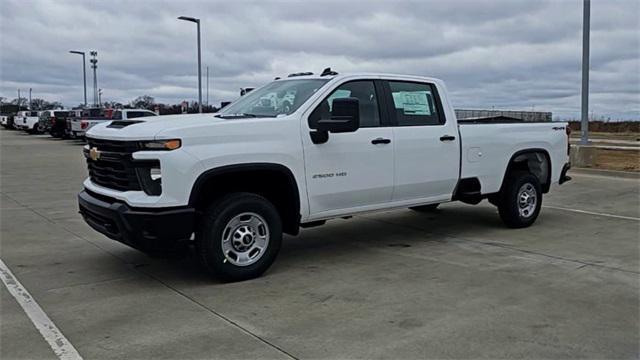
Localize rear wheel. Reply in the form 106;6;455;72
497;171;542;228
196;192;282;282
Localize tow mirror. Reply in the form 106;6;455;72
310;97;360;144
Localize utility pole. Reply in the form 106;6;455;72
580;0;590;144
178;16;203;113
98;89;102;106
90;51;98;107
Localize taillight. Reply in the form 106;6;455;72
80;120;88;129
50;117;56;125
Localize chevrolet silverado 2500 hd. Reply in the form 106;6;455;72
78;71;571;281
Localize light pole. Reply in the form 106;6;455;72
17;89;21;110
69;50;87;107
29;88;32;110
178;16;203;113
580;0;590;144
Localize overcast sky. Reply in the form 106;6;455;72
1;0;638;119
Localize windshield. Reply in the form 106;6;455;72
218;79;328;118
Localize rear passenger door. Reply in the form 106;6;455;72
384;80;460;202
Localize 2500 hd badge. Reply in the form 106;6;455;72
312;172;347;179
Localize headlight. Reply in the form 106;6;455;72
135;161;162;196
139;139;181;150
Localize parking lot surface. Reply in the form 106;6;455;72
1;129;639;359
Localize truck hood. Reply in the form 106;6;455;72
86;113;226;140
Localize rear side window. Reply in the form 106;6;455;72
388;81;442;126
127;111;153;119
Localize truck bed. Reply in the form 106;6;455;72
459;122;569;194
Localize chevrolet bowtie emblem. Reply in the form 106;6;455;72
89;147;101;161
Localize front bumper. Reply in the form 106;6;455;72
78;190;195;252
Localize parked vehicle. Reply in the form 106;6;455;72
62;110;83;138
14;111;41;133
0;114;9;127
69;108;112;139
70;108;157;138
38;110;71;137
78;71;571;281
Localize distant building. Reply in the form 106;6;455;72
455;109;552;122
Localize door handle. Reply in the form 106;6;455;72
371;137;391;145
440;135;456;141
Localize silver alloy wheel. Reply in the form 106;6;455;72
221;212;270;267
517;183;537;218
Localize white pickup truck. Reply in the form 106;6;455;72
14;111;42;133
71;108;157;138
79;71;571;281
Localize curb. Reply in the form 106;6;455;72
571;167;640;179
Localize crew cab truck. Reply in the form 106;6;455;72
78;71;571;282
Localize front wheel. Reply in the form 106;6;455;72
497;171;542;228
196;192;282;282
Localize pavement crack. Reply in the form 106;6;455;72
3;192;299;360
135;271;300;360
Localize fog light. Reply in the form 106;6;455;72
135;162;162;196
150;167;162;181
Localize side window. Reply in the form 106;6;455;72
127;111;146;119
388;81;442;126
112;111;122;120
309;80;380;128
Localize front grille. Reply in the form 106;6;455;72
85;138;142;191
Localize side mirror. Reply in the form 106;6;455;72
317;97;360;133
310;97;360;144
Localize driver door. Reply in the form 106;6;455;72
302;80;394;217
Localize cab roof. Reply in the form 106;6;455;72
275;72;443;84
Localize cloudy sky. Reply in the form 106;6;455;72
1;0;638;119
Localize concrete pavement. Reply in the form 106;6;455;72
1;129;639;359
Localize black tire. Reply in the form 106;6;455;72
196;192;282;282
409;203;440;212
497;171;542;228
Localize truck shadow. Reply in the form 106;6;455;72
142;204;540;285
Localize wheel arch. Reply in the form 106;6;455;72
500;148;552;193
189;163;301;235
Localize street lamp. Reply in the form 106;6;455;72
69;50;87;107
178;15;203;113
